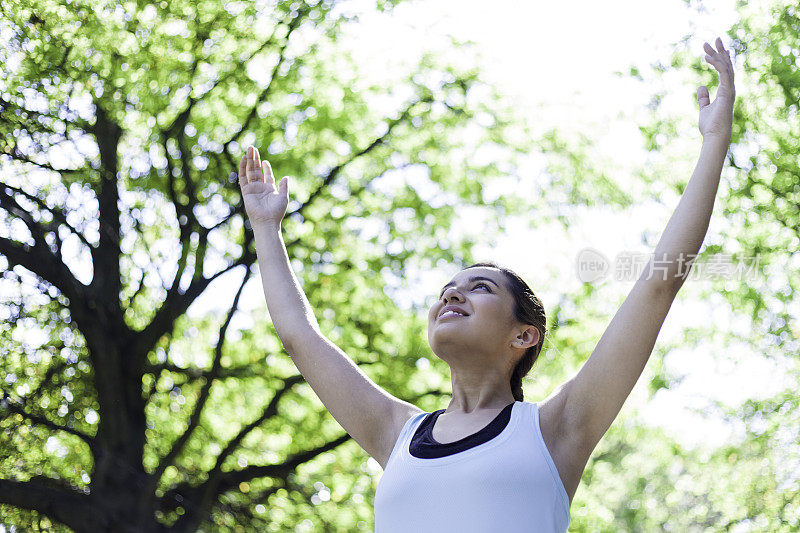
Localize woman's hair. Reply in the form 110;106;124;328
464;262;547;402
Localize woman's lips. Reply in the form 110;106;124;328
439;311;468;320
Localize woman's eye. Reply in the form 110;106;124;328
439;283;491;299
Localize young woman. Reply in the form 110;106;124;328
237;37;735;532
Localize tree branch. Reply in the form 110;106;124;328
198;374;305;499
125;266;147;310
162;134;194;227
1;182;94;250
136;242;254;362
87;101;123;315
28;352;69;401
223;8;307;149
1;146;88;174
160;385;447;524
290;95;432;220
165;102;200;221
0;94;93;134
164;433;351;531
0;390;95;451
143;360;274;382
212;433;352;494
0;478;98;531
0;235;87;305
149;270;250;485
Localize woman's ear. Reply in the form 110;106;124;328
512;325;540;350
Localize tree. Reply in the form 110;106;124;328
0;0;530;530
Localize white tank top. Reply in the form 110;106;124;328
374;401;571;532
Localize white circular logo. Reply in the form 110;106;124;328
575;247;610;283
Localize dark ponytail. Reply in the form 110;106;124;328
465;262;547;402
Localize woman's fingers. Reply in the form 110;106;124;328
703;39;729;65
246;146;263;182
702;37;735;90
703;43;722;69
245;147;253;182
238;154;248;187
263;156;275;185
697;86;710;109
265;159;275;183
238;146;280;195
253;146;262;176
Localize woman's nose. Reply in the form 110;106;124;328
441;287;463;303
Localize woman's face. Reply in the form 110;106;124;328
427;266;520;359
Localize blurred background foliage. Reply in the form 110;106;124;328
0;0;797;531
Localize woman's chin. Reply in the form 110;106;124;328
429;332;474;350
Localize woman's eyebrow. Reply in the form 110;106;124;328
439;276;499;294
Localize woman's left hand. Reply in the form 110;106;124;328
697;37;736;140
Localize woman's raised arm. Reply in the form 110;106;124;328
542;37;737;476
238;146;423;468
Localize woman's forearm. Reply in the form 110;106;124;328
251;221;321;348
647;134;730;289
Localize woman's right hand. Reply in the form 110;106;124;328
237;146;289;227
